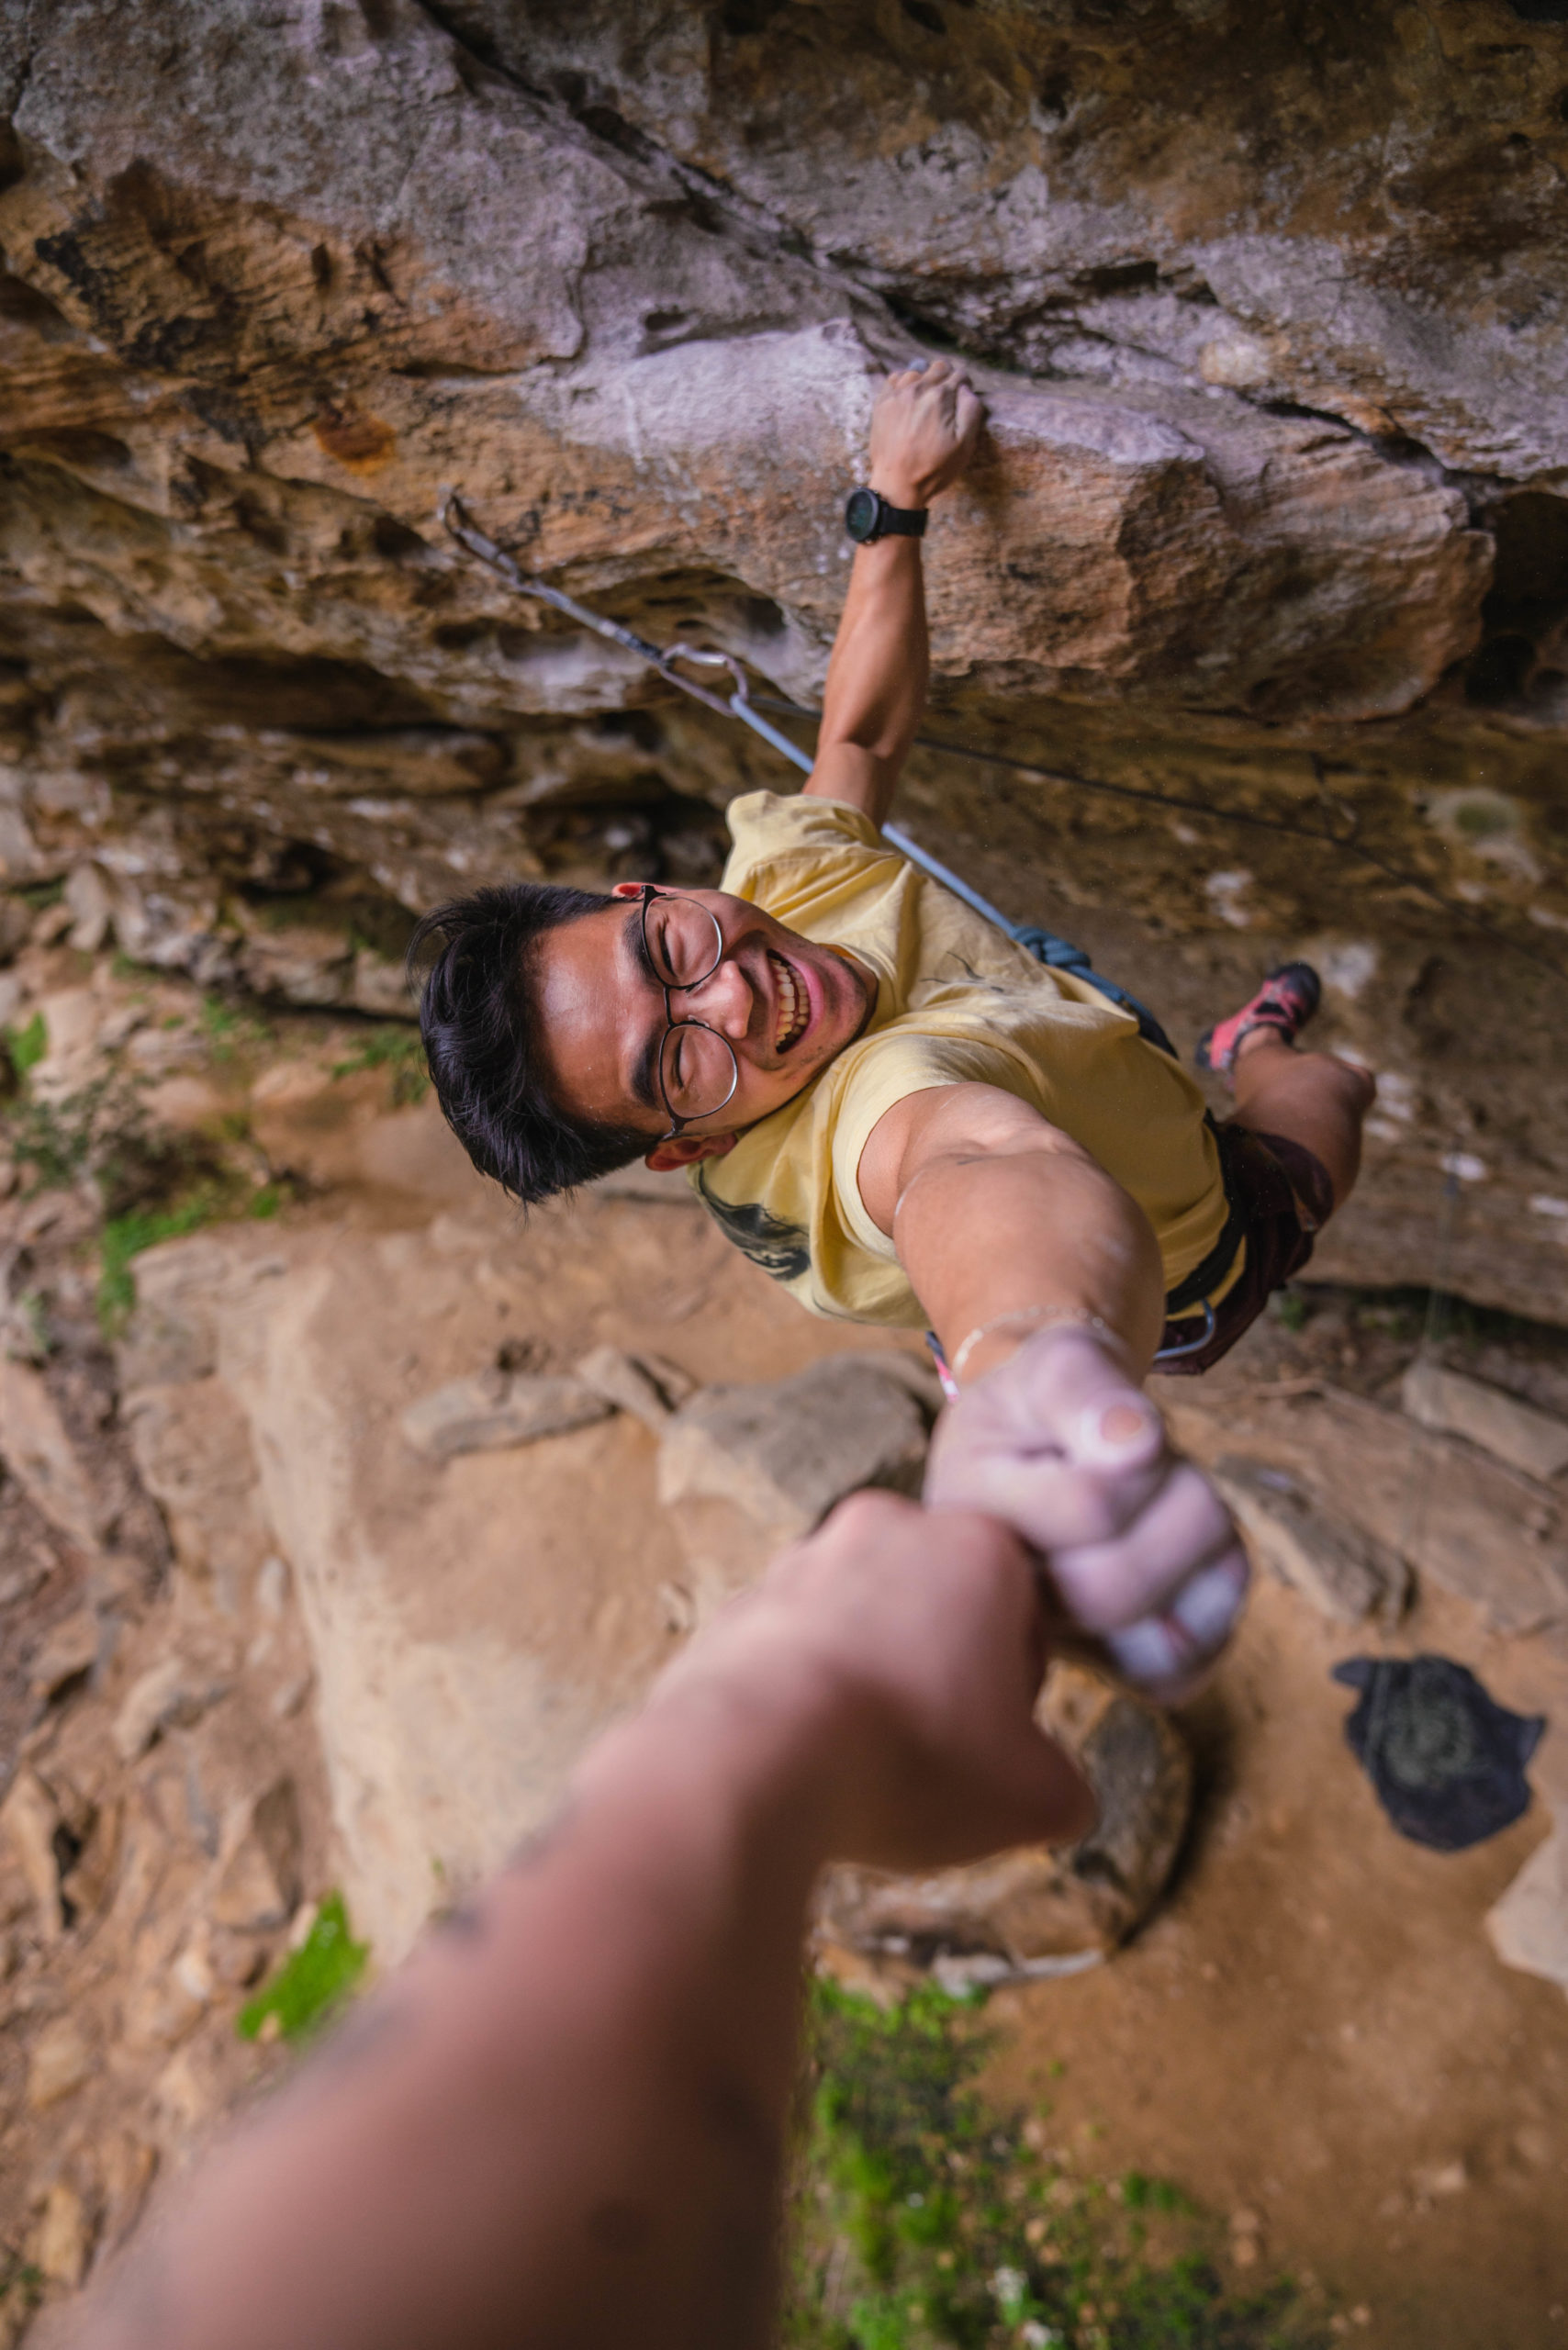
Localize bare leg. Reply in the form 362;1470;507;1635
1230;1030;1375;1214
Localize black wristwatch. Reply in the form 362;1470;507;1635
844;487;928;543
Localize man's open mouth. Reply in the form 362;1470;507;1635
768;949;811;1053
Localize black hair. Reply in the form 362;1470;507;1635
408;882;651;1206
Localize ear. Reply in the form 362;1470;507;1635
644;1132;737;1172
611;881;645;901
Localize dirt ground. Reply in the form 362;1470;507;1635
2;937;1567;2344
983;1569;1568;2350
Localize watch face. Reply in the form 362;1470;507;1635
844;487;880;543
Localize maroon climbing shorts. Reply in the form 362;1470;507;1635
1156;1123;1336;1378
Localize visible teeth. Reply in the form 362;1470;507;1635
770;952;807;1050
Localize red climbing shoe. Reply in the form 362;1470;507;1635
1195;961;1322;1081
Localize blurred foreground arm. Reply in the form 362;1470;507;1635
68;1494;1092;2350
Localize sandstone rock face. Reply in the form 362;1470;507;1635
1170;1383;1568;1638
112;1657;225;1765
487;1;1568;480
400;1369;613;1460
207;1783;303;1934
1210;1456;1408;1627
88;1090;948;1964
1487;1820;1568;1997
1401;1360;1568;1483
575;1345;696;1433
25;2020;93;2115
3;1;1568;1313
1;1767;66;1942
657;1353;934;1539
27;1606;100;1704
32;2177;91;2288
0;1358;103;1553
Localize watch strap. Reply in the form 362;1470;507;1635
872;498;927;538
845;487;928;543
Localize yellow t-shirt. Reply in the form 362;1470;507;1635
692;791;1235;1329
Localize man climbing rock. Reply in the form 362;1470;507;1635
415;359;1374;1694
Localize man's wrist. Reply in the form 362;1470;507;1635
953;1313;1136;1389
576;1639;857;1872
866;469;928;517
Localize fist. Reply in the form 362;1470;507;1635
924;1327;1250;1703
643;1491;1095;1873
868;355;985;509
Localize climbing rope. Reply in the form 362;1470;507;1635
442;494;1177;1045
439;492;1566;993
748;704;1568;993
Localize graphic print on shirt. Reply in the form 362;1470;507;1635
696;1173;811;1285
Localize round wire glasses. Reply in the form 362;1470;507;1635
639;886;741;1137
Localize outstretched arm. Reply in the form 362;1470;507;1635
64;1496;1091;2350
805;358;983;829
858;1080;1170;1381
857;1082;1251;1699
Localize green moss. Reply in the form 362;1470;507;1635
202;993;241;1046
0;1053;288;1328
784;1980;1329;2350
238;1892;370;2044
6;1012;46;1078
0;2257;43;2321
6;1078;120;1192
245;890;413;965
1312;1281;1568;1358
97;1201;210;1334
1120;2173;1192;2218
331;1024;430;1106
1268;1290;1308;1334
200;992;272;1058
252;891;334;934
1452;799;1509;839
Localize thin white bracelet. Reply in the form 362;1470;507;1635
890;1160;948;1225
949;1304;1114;1384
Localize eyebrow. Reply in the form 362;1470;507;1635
623;907;663;1115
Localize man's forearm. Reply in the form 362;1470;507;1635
893;1129;1167;1382
805;357;981;822
73;1673;845;2350
898;1106;1249;1700
808;531;928;821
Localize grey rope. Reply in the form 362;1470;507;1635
440;493;1564;990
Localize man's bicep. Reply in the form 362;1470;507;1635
855;1081;1074;1238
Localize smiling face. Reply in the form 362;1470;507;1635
532;883;875;1169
